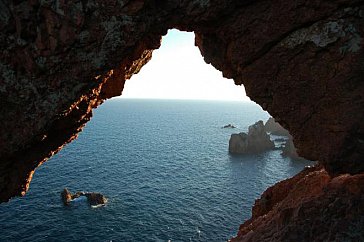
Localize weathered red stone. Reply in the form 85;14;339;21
230;166;364;241
0;0;363;240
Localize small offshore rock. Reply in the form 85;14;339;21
61;189;107;206
61;188;72;205
222;124;236;128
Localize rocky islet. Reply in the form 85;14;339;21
229;120;275;154
61;188;107;207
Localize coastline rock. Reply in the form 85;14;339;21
264;118;302;159
230;166;364;241
264;118;289;136
229;121;274;154
0;0;363;203
0;1;363;242
61;189;107;206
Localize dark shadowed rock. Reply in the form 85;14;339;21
229;121;274;154
85;192;108;206
61;188;72;206
0;0;363;203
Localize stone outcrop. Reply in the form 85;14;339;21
229;121;274;154
263;118;302;159
61;188;107;206
0;0;363;202
281;135;301;160
61;188;72;205
0;1;363;241
230;165;364;241
264;118;289;136
85;192;108;206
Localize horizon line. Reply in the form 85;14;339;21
114;96;253;102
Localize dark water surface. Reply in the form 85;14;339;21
0;99;313;241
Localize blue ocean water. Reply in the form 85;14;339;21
0;99;313;241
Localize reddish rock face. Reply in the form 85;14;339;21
195;2;364;175
230;166;364;241
0;0;363;240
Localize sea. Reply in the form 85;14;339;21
0;99;313;241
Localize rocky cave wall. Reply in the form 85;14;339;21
0;0;363;241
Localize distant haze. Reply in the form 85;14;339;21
121;29;250;101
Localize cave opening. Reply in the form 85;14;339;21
1;1;363;240
121;29;249;101
0;29;315;241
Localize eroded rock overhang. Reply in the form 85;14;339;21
0;0;363;208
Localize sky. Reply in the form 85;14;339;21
120;29;250;101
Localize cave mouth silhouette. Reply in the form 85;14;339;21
5;28;312;240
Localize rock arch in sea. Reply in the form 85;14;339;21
0;1;363;240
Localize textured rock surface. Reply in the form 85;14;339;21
195;2;364;175
61;188;72;205
281;135;302;160
0;0;363;202
264;117;289;136
229;120;274;154
230;166;364;241
0;0;364;241
61;189;107;206
85;192;108;206
263;118;301;159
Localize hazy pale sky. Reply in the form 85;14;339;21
121;29;250;101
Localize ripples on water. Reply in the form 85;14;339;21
0;99;313;241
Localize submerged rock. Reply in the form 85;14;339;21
61;189;107;206
229;120;274;154
264;118;290;136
